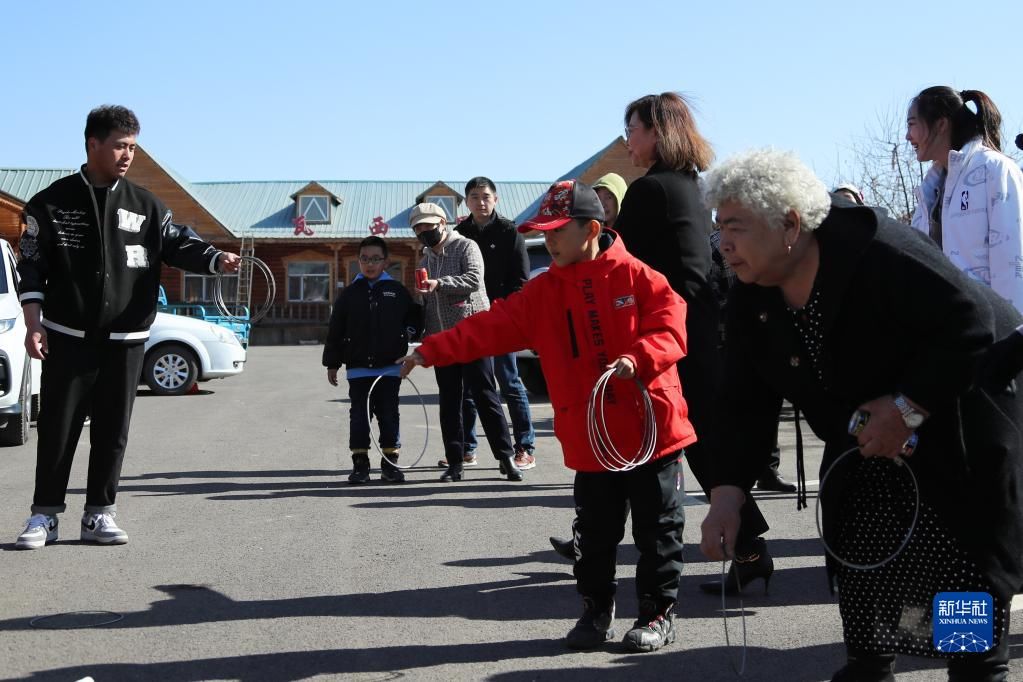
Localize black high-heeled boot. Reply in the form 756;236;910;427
698;536;774;595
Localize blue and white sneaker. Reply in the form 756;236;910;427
16;514;58;549
81;512;128;545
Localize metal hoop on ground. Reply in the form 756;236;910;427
367;374;430;470
213;255;276;324
815;446;920;571
29;610;124;629
586;368;657;472
721;539;748;676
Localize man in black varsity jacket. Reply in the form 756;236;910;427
14;105;240;550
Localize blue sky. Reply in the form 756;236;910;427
3;1;1021;187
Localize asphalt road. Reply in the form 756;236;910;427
0;346;1019;681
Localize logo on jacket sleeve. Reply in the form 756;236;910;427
960;191;969;211
117;209;146;233
25;215;40;237
125;245;149;268
614;295;636;309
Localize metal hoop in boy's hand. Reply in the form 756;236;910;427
213;255;276;324
367;374;430;470
815;446;920;571
720;538;748;676
586;368;656;472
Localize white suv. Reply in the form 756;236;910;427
0;238;41;446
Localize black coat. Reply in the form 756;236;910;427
715;202;1023;598
455;213;528;302
322;276;422;370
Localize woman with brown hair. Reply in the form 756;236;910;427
614;93;784;596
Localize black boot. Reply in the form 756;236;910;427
830;653;896;682
755;448;796;492
440;453;464;482
550;536;575;562
497;455;523;481
348;453;370;484
699;536;774;595
380;451;405;483
565;597;615;650
623;599;677;652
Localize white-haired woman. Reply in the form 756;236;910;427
699;149;1023;682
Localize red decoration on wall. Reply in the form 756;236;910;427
293;214;314;236
369;216;389;236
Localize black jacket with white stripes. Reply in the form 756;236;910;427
18;167;223;342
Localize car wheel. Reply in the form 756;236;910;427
0;362;31;446
518;357;548;398
143;343;199;396
30;392;40;422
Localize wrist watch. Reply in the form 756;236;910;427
893;393;925;429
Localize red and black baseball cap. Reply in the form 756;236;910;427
518;180;606;233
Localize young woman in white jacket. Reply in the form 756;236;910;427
907;86;1023;313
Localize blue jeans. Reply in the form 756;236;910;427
347;376;400;452
462;353;535;453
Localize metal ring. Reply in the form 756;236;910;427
815;446;920;570
586;369;657;472
29;610;124;629
213;255;277;324
368;374;429;470
721;539;748;676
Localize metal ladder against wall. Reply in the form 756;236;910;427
234;234;255;317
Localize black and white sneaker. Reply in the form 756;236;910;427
81;512;128;545
623;600;676;652
15;514;58;549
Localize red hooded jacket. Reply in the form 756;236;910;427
416;232;697;472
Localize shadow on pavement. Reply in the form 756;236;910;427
18;635;992;682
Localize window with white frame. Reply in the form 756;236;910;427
183;273;238;304
426;195;457;221
287;262;330;302
298;195;331;223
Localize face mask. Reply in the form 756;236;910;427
417;226;443;248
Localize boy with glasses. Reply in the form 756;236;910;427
323;236;422;483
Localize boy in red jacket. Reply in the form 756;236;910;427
400;180;695;652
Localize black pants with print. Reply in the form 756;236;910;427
31;331;145;514
434;357;514;465
572;452;685;607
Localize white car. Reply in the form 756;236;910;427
142;312;247;396
0;238;41;446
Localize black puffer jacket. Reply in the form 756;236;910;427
19;167;222;341
322;275;423;369
455;213;529;301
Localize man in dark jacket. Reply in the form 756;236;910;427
14;105;240;550
455;177;536;469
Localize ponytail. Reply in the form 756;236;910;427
912;86;1004;152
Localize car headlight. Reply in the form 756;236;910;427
0;318;16;334
208;324;239;345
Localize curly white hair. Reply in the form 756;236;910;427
702;149;831;231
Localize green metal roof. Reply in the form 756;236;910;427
0;140;619;239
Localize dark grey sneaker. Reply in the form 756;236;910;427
565;598;615;650
380;455;405;483
623;600;676;652
348;453;371;484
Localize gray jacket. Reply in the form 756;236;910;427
419;230;489;335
